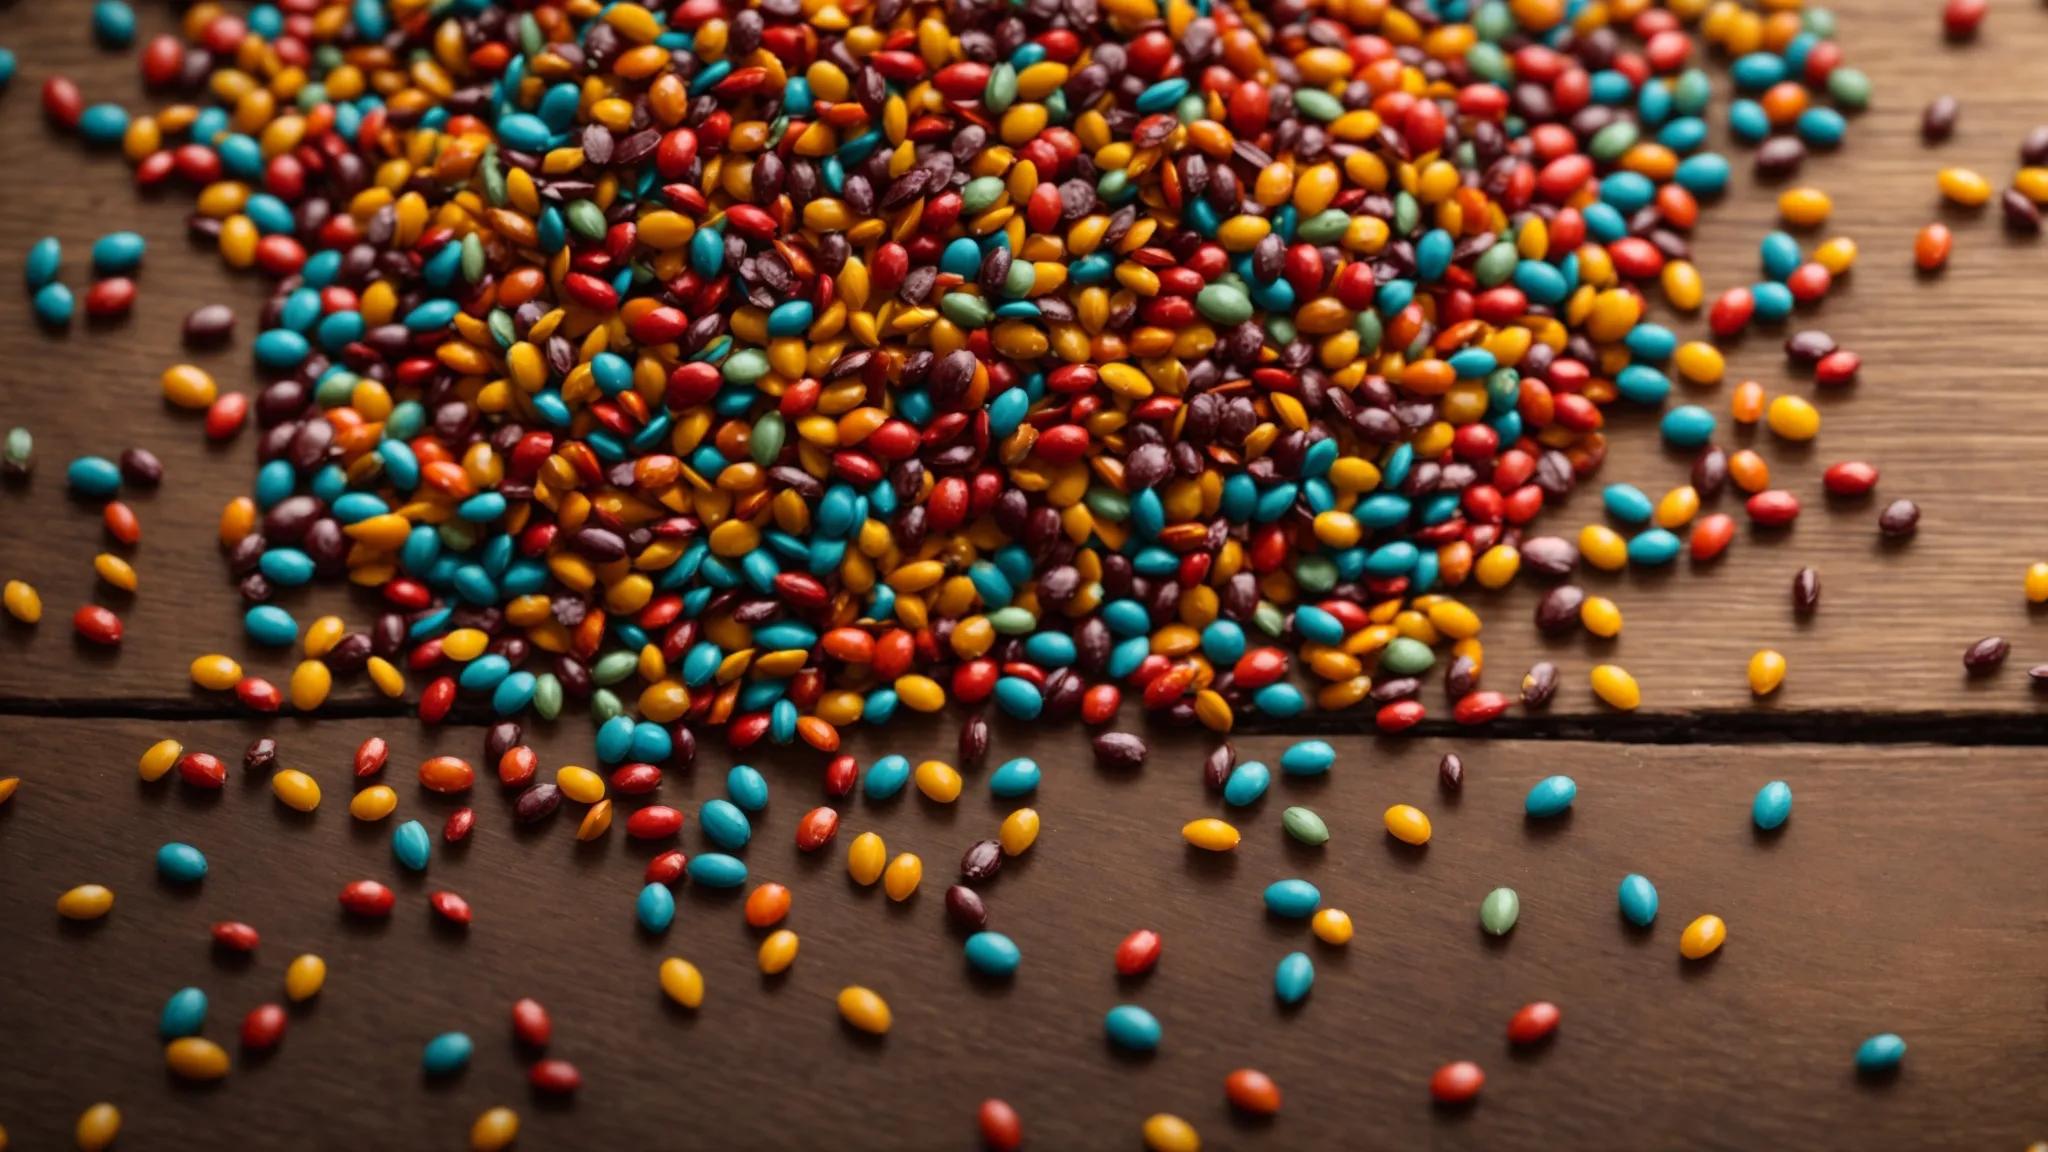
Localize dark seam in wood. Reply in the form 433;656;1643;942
2;697;2045;744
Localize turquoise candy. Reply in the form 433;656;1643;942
1104;1004;1161;1051
1222;760;1271;807
1618;873;1660;927
699;799;752;850
155;842;208;885
1274;951;1315;1005
687;852;748;888
989;757;1040;797
1752;780;1793;830
422;1031;474;1076
159;987;208;1039
1480;887;1521;935
864;754;911;800
243;605;300;646
25;236;61;287
392;820;431;872
726;764;769;812
1627;528;1683;567
66;455;122;497
1263;878;1321;919
964;931;1021;977
636;882;676;932
1854;1033;1906;1073
1525;775;1577;818
1603;483;1654;524
1280;740;1335;776
1660;405;1717;448
91;230;146;273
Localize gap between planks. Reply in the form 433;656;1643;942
0;697;2044;745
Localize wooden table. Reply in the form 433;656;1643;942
0;2;2044;1149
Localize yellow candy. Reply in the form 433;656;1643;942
285;953;327;1001
0;777;16;807
1812;236;1858;275
289;659;332;711
1425;599;1481;640
57;883;115;920
189;654;242;690
139;738;183;782
556;765;605;804
1181;818;1240;851
2;579;41;623
1936;167;1992;207
93;553;138;592
1659;259;1703;311
1748;649;1786;695
75;1104;122;1152
1142;1113;1201;1152
2026;561;2048;604
366;655;406;697
1474;544;1520;589
1383;804;1431;846
160;363;219;408
577;798;612;840
1654;485;1700;529
441;627;488;661
166;1037;230;1080
303;614;345;657
914;758;961;803
882;852;923;901
1776;186;1832;227
1765;395;1820;441
894;674;945;712
999;807;1039;855
471;1107;520;1152
1680;914;1727;959
1580;595;1623;638
756;929;800;975
1311;908;1354;945
660;957;704;1007
1590;663;1641;710
837;985;892;1035
349;784;397;821
1578;524;1628;571
847;831;886;885
272;769;321;812
1672;341;1724;385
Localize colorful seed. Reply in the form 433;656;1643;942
1749;650;1788;695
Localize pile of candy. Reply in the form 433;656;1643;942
14;0;1921;748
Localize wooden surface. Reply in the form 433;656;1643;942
1;0;2047;1149
2;718;2045;1151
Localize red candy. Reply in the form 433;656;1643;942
1746;490;1802;527
644;850;687;885
353;736;388;778
978;1099;1023;1151
1430;1060;1485;1104
625;805;683;840
240;1004;288;1051
429;890;472;926
339;879;395;917
178;751;227;789
443;807;476;843
1690;513;1736;561
72;605;123;646
1823;461;1880;496
211;921;261;952
1943;0;1986;38
511;998;552;1048
1114;929;1162;976
83;278;136;319
1507;1001;1562;1045
796;806;840;851
528;1058;582;1094
204;393;249;440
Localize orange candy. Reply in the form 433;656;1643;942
1225;1068;1282;1115
744;883;791;928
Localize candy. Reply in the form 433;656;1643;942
1383;805;1432;846
1525;776;1578;818
57;884;114;920
964;932;1021;978
659;959;705;1010
1181;819;1240;852
423;1032;474;1077
155;842;207;885
1855;1033;1907;1073
758;930;800;975
285;954;326;1001
1508;1002;1562;1046
1680;914;1729;960
1263;879;1321;919
1273;951;1315;1005
159;987;208;1039
1480;888;1521;936
1430;1061;1485;1105
1750;650;1789;696
1753;782;1795;830
470;1108;519;1152
166;1037;230;1080
1104;1004;1162;1052
1619;875;1662;928
837;986;892;1036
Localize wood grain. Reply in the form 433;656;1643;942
0;1;2046;719
0;714;2043;1150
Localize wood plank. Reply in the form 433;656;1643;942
2;8;2047;713
0;715;2042;1148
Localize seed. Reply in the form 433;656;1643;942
1282;806;1329;846
1091;731;1147;770
1748;650;1787;695
1793;568;1821;612
1521;662;1560;708
1878;499;1921;537
1962;636;2010;673
1921;95;1959;141
1479;887;1521;935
